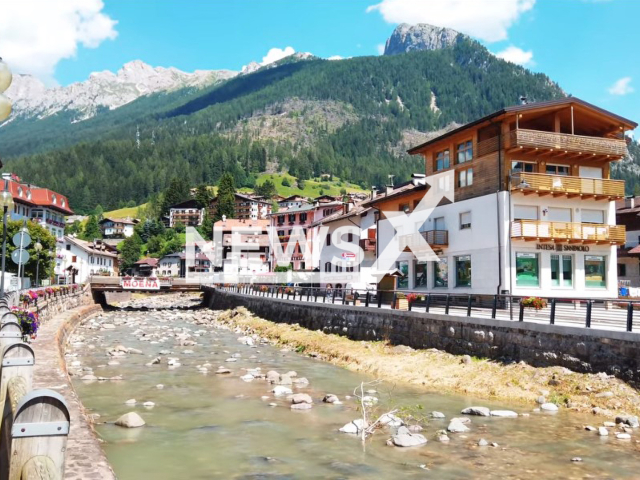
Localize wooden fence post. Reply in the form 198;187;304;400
0;323;23;351
3;387;70;480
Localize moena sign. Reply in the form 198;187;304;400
536;244;590;252
120;277;160;290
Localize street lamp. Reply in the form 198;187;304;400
34;240;42;288
0;181;14;295
0;57;12;122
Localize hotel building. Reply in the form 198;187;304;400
373;98;635;299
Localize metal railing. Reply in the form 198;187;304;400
213;284;640;333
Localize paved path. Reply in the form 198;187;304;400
31;304;116;480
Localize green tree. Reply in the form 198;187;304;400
82;215;102;241
120;233;143;271
215;173;236;221
161;177;191;215
93;204;104;219
0;221;56;284
281;177;291;187
65;220;82;236
194;184;213;208
271;200;279;213
254;179;277;199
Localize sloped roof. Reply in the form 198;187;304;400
65;236;118;258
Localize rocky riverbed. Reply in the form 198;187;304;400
67;295;640;479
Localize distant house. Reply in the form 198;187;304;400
314;194;338;204
168;199;205;228
213;218;270;275
55;236;118;284
99;217;137;238
132;258;159;277
278;195;309;210
209;193;272;221
158;252;182;277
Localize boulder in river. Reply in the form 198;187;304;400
540;403;559;412
430;411;445;418
115;412;145;428
291;393;313;404
323;394;341;404
272;386;293;396
615;415;639;428
339;419;367;434
461;406;490;416
447;419;470;433
490;410;518;418
391;426;427;447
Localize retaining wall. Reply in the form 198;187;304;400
204;288;640;382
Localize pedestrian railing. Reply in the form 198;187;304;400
0;294;70;480
212;284;640;333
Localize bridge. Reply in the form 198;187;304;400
88;276;203;305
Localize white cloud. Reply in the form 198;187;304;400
608;77;634;96
366;0;535;43
327;55;344;61
496;46;534;66
376;43;385;55
260;46;295;66
0;0;117;84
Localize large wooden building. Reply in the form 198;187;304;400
371;97;635;298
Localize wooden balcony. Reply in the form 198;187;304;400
511;172;625;200
512;220;625;245
359;238;376;252
508;129;627;158
399;230;448;251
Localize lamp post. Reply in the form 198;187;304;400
34;240;42;288
0;181;14;295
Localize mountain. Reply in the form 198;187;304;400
2;30;567;213
384;23;462;55
4;60;237;123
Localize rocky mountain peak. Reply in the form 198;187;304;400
384;23;463;56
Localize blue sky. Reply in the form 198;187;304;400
2;0;638;124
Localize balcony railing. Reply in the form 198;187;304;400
509;129;627;157
359;238;376;252
399;230;448;251
511;172;625;199
512;220;625;245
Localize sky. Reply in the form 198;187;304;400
0;0;639;124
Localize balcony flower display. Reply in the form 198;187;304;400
521;296;548;310
12;307;40;339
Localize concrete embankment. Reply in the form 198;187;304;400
204;288;640;416
29;293;116;480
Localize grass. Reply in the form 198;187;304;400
239;173;367;198
103;204;147;219
216;307;640;418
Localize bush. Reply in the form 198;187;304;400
521;297;547;310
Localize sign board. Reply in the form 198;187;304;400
11;249;29;265
341;252;356;259
120;277;160;290
536;244;590;252
12;232;31;249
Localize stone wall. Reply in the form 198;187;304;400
204;288;640;383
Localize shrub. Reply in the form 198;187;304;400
521;296;547;310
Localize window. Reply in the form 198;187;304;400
458;168;473;187
459;211;471;230
414;261;427;288
585;256;606;288
300;213;307;223
435;149;450;171
512;161;535;173
66;245;71;251
618;263;627;277
434;258;448;287
551;254;573;287
516;253;539;287
457;141;473;164
548;207;572;222
336;264;343;273
514;205;538;220
546;164;570;176
326;233;331;246
582;209;605;224
455;255;471;287
346;266;354;272
396;261;409;289
347;233;353;243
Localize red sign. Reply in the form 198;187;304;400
120;278;160;290
341;252;356;259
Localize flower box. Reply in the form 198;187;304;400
393;298;409;311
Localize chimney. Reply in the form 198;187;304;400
370;186;377;200
412;173;426;186
1;172;11;181
386;174;395;195
625;197;635;209
519;95;528;105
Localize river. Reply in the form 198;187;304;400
67;295;639;479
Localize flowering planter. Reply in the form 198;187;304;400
393;298;409;311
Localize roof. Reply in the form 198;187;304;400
234;193;271;204
281;195;308;202
169;199;202;210
270;204;316;215
4;176;74;215
407;97;638;155
99;217;137;225
627;245;640;255
364;181;428;206
213;218;269;230
64;236;118;258
311;204;371;227
135;258;159;266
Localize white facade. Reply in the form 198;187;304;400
10;207;66;239
55;237;117;284
101;220;135;238
158;254;182;277
378;191;618;299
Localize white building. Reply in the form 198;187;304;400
99;217;136;238
55;236;118;284
158;252;182;277
372;98;634;300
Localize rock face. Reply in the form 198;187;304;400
115;412;146;428
5;60;237;123
384;23;463;56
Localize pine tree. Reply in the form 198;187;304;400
194;184;213;208
161;177;191;215
82;215;102;241
120;233;143;271
215;173;236;221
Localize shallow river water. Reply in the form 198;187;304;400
68;302;640;480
